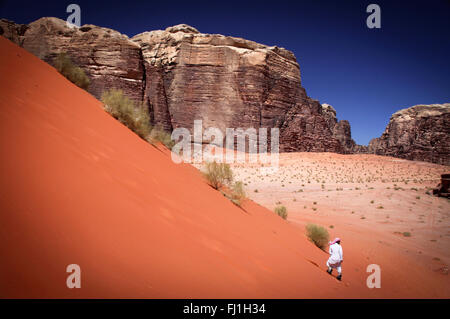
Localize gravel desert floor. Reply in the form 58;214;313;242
224;152;450;297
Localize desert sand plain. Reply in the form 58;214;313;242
227;152;450;297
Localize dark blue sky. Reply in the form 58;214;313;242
1;0;449;145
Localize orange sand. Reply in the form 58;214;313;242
0;36;340;298
1;36;447;298
230;153;450;298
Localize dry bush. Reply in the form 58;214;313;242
274;205;288;220
149;125;175;150
203;161;233;190
101;89;151;140
230;181;246;206
53;53;90;90
305;223;329;249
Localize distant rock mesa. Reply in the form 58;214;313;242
369;104;450;165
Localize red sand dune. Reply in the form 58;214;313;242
0;36;439;299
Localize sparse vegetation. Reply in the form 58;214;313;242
274;205;288;220
53;52;90;90
305;223;329;249
149;124;175;149
203;161;233;190
101;89;151;140
226;153;447;257
229;181;246;206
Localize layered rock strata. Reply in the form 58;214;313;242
369;104;450;165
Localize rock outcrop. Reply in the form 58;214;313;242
0;19;28;45
369;104;450;165
132;24;352;152
320;104;367;153
0;17;144;102
1;17;361;153
433;174;450;198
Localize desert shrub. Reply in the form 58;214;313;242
149;125;175;150
230;181;246;206
101;89;151;140
305;223;329;249
274;205;288;220
403;232;411;237
203;161;233;189
53;52;90;90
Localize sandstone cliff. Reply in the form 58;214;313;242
0;17;360;153
132;24;348;152
321;104;367;154
369;104;450;165
1;17;144;102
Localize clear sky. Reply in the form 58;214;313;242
1;0;449;145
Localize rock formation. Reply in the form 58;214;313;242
433;174;450;198
321;104;367;153
132;24;348;152
0;17;144;102
0;17;363;154
0;18;28;45
369;104;450;165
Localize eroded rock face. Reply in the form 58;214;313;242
132;25;345;151
2;18;360;153
0;19;28;45
320;103;367;154
1;17;144;102
368;104;450;165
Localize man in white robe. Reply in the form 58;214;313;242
326;237;343;281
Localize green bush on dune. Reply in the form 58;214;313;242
203;162;247;207
101;88;151;140
305;223;329;249
101;89;175;148
149;125;175;150
203;161;233;190
230;181;246;206
274;205;288;220
53;52;90;90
